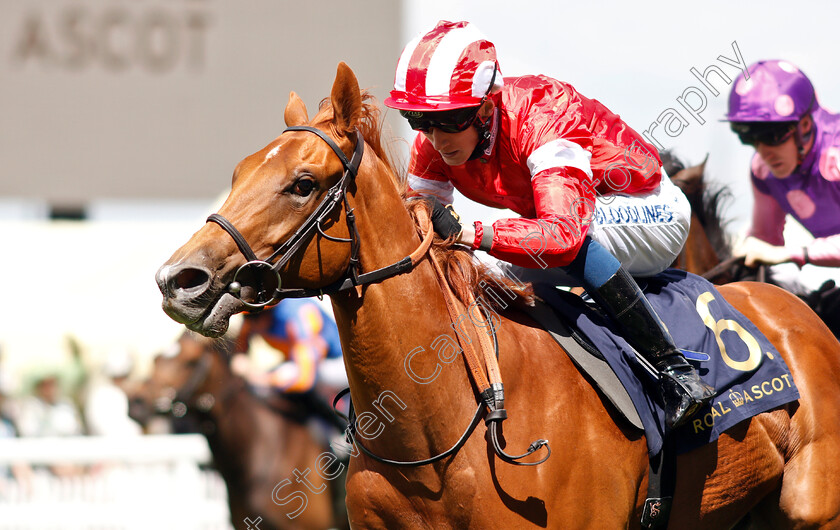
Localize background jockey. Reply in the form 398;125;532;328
232;299;347;425
726;60;840;297
384;20;714;430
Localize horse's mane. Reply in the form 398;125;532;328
660;150;734;260
318;92;532;311
405;200;534;311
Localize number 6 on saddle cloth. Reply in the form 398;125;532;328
542;269;800;457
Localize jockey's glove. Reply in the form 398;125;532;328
425;196;463;239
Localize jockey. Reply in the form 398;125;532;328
725;60;840;295
232;299;346;396
384;20;714;430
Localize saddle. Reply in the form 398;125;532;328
523;290;676;529
523;296;644;431
527;270;801;529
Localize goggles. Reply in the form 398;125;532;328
399;106;482;133
731;121;797;147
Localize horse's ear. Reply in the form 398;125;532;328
284;92;309;127
671;154;709;196
330;62;362;133
694;154;709;174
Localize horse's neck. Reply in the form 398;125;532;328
203;381;266;481
330;163;479;455
684;213;723;275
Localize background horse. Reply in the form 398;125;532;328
664;152;733;281
155;63;840;528
130;331;347;530
664;151;840;338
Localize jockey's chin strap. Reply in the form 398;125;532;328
338;210;550;467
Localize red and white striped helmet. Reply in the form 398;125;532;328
384;20;504;112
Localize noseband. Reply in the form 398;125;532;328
207;125;432;309
205;125;364;309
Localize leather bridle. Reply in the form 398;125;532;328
163;347;309;423
207;125;365;309
206;124;549;467
171;351;214;414
208;125;437;309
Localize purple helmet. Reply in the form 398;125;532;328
725;60;816;122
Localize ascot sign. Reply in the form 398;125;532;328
9;2;212;74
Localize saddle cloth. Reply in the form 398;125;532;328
531;269;800;456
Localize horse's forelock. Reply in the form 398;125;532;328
315;93;406;194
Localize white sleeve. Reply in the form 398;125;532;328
407;173;455;204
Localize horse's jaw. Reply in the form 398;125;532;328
189;292;244;337
162;293;245;338
160;289;244;338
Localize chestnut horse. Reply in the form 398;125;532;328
156;63;840;528
131;332;345;530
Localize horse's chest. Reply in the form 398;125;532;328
346;464;479;528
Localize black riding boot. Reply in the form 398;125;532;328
589;267;715;430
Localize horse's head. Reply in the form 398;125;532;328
664;151;707;200
129;332;234;424
156;63;367;337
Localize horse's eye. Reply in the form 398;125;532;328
293;178;316;197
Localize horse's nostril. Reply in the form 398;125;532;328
174;268;209;290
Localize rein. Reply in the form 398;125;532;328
338;211;550;467
701;256;768;283
211;124;548;467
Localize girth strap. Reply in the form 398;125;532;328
641;438;676;529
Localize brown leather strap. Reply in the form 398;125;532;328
414;207;499;395
410;209;436;266
345;208;549;466
463;286;502;386
428;252;492;391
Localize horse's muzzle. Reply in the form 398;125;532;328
156;263;214;323
156;262;245;337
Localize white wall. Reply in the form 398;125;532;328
0;0;402;375
399;0;840;234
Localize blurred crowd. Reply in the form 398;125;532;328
0;344;144;490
